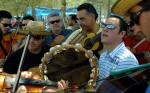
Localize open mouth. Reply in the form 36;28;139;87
102;34;108;37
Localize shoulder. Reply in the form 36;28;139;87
64;29;82;43
61;29;73;35
42;45;50;51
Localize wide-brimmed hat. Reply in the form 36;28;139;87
112;0;142;16
19;21;51;35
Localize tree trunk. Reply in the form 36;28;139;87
61;0;67;29
99;5;101;23
107;0;111;18
32;6;37;21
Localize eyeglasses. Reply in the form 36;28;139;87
128;21;135;27
22;24;27;26
101;22;119;30
130;6;150;25
31;35;41;41
2;23;11;27
49;19;60;24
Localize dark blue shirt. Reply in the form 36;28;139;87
44;29;72;45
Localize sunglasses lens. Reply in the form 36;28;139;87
31;35;41;40
50;20;60;24
130;14;138;25
22;24;27;26
101;23;116;29
107;24;115;29
3;24;11;27
129;21;134;27
101;23;105;28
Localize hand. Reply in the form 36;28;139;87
16;85;27;93
58;79;68;91
42;79;69;92
144;51;150;62
0;59;4;68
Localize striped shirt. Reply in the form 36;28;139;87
96;42;139;89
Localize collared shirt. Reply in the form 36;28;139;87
96;42;139;89
146;84;150;93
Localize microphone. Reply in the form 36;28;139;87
84;32;101;49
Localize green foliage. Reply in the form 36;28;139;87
0;0;118;18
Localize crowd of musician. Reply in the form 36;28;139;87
0;0;150;92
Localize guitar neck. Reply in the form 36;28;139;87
19;78;57;86
90;32;101;44
109;63;150;80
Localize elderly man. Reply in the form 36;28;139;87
44;12;72;46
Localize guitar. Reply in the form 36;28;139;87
81;32;103;51
48;35;65;46
97;63;150;93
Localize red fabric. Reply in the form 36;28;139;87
124;36;150;64
0;34;24;59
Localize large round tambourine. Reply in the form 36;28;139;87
40;44;98;89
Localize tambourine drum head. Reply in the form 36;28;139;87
46;48;91;86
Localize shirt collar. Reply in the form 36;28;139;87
106;42;125;58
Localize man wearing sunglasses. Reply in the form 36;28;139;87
96;15;138;90
21;15;35;30
0;10;23;61
112;0;150;92
124;22;150;64
44;12;72;46
3;21;51;74
112;0;150;41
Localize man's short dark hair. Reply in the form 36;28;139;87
22;15;34;21
137;0;150;12
110;15;129;40
0;10;12;21
69;14;77;23
77;3;98;21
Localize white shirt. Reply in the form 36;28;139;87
96;42;139;89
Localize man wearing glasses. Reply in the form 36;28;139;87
21;15;35;30
3;21;50;74
96;15;138;90
112;0;150;92
0;10;22;61
124;22;150;65
44;12;72;46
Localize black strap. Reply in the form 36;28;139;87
0;42;8;56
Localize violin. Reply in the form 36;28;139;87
0;67;58;93
0;74;57;93
96;64;150;93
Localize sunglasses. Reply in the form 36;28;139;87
49;19;60;24
22;24;27;26
128;21;135;27
2;23;11;27
130;6;150;25
30;35;41;41
101;22;119;30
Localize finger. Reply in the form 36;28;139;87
60;79;67;88
16;85;27;93
58;81;64;90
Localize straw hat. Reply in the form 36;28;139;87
112;0;142;16
19;21;51;35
